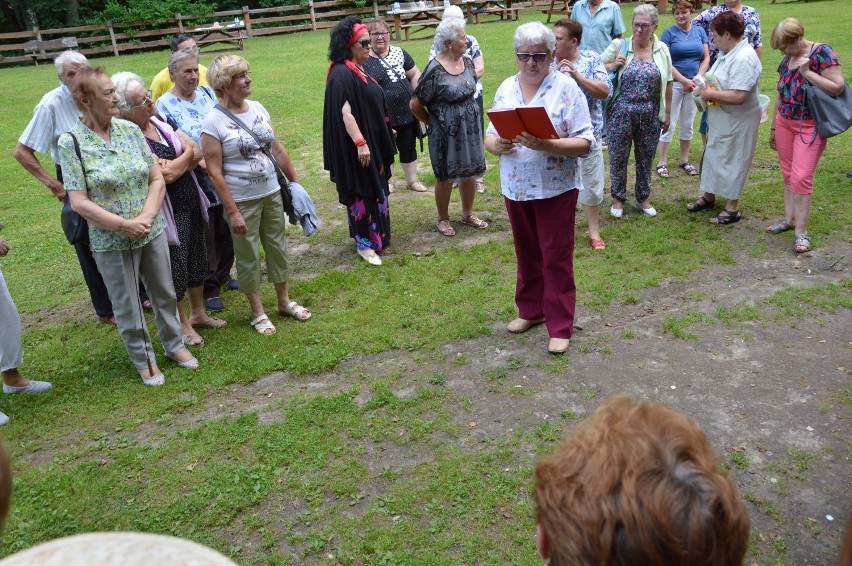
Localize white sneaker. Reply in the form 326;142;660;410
634;201;657;217
0;411;8;426
610;206;623;219
357;249;382;266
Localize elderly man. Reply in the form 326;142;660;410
150;33;210;103
570;0;626;53
12;51;119;325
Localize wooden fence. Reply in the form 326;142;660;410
0;1;406;66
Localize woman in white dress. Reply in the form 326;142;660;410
687;11;762;224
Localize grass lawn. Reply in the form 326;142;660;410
0;1;849;563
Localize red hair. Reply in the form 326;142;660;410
535;395;749;565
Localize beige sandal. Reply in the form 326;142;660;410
436;220;455;236
408;180;428;192
460;215;488;229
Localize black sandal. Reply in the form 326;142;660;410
709;209;742;225
686;196;715;212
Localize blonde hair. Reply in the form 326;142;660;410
771;18;805;50
207;55;250;98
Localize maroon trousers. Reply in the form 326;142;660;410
504;190;578;340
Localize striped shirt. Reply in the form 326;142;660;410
18;84;81;163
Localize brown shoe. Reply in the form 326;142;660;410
507;317;544;333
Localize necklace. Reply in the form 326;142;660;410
679;25;692;40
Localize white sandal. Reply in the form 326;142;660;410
279;301;312;321
250;314;276;335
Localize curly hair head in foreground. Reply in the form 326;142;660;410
535;395;750;566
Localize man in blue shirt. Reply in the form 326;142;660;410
570;0;626;54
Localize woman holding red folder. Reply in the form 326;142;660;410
484;22;594;355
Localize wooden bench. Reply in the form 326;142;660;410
543;0;571;23
24;37;78;65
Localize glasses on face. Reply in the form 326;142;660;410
633;22;653;30
235;72;251;81
131;90;154;109
358;39;371;48
516;52;548;63
370;32;389;37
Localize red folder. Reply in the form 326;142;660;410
486;106;559;140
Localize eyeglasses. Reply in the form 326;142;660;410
358;39;371;48
131;91;154;109
516;52;548;63
235;72;251;80
632;22;654;29
370;32;389;37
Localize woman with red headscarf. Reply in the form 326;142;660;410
323;16;397;266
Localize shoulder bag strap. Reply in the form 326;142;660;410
69;133;87;189
214;104;289;185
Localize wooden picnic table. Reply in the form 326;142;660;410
461;0;519;24
192;23;246;52
389;4;444;41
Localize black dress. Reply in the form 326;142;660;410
323;63;396;251
145;128;207;300
413;58;486;182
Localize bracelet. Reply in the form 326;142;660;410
354;137;367;147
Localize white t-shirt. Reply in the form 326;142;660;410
201;100;278;203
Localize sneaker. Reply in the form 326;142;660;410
205;296;224;312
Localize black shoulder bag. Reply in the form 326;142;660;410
60;133;89;246
213;104;294;217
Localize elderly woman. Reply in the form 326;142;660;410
323;16;397;266
485;22;594;354
0;227;52;425
58;67;198;385
767;18;844;253
412;18;488;237
692;0;763;145
657;1;709;178
602;4;673;218
114;71;223;348
363;18;426;193
553;19;612;250
429;5;487;193
687;11;762;225
202;55;310;334
157;50;236;314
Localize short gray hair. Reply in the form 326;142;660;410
633;4;659;25
168;49;199;72
513;22;555;53
441;5;465;21
432;18;465;55
111;71;147;116
54;51;87;76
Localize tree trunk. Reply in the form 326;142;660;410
67;0;80;24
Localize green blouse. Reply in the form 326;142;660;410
58;118;162;253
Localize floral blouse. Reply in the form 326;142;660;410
58;118;162;253
777;43;840;121
692;5;762;65
486;71;594;202
552;49;612;144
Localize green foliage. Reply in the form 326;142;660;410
97;0;216;26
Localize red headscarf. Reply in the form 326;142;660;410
326;22;371;84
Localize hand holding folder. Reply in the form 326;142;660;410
486;106;559;141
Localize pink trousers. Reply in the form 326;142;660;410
775;114;827;195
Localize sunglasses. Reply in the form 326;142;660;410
516;52;548;63
358;39;371;48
